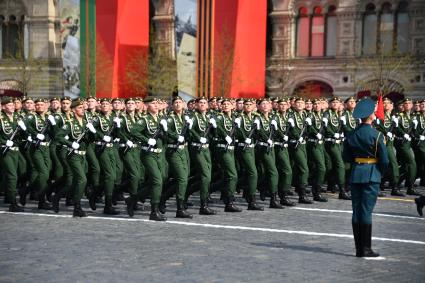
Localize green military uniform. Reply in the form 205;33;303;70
343;98;389;257
111;108;124;202
84;110;101;193
411;110;425;193
342;108;358;193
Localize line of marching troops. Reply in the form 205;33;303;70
0;94;424;220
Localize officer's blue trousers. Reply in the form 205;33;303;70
350;182;379;224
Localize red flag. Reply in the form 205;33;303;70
375;91;385;121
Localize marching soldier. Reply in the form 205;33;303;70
411;99;425;192
84;96;101;193
341;97;358;194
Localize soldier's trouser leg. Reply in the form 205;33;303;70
142;152;163;205
30;146;51;196
351;183;379;224
68;154;87;203
17;151;27;182
97;148;117;198
113;147;123;187
386;143;399;186
289;144;309;188
325;142;345;186
396;144;417;187
166;148;189;201
0;151;19;200
58;147;72;196
50;145;63;182
414;145;425;182
236;148;258;197
257;148;278;193
86;144;100;188
217;149;238;200
190;148;211;201
122;148;142;197
275;147;292;194
307;143;326;187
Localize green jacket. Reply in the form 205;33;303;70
322;109;342;138
287;110;306;141
116;112;144;144
24;112;54;142
188;110;212;144
138;112;165;148
57;116;91;151
166;111;187;144
0;111;23;146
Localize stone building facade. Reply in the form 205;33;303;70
266;0;425;99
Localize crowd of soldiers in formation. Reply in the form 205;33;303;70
0;94;423;221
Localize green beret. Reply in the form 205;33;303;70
313;98;321;104
13;97;22;102
144;96;159;103
50;97;60;102
305;98;312;103
257;98;271;104
243;98;255;104
294;97;304;102
71;99;84;109
111;98;121;103
277;98;288;104
236;98;244;102
344;96;356;103
1;96;14;105
99;98;111;104
195;96;208;103
420;99;425;103
34;98;48;103
125;98;136;104
187;99;195;104
21;96;33;103
221;98;232;104
172;96;184;103
329;96;341;103
134;97;142;102
85;96;97;101
402;97;412;103
383;96;393;103
61;96;72;102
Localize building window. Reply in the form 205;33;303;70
396;1;409;53
362;3;378;54
311;6;325;57
326;5;337;56
1;14;24;59
379;2;394;53
296;7;310;57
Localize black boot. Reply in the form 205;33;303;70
38;195;53;210
406;186;422;196
159;196;167;214
279;192;296;206
312;186;328;202
361;224;379;257
224;196;242;212
125;196;137;217
298;187;313;204
73;202;87;217
176;199;193;218
390;187;405;197
88;190;97;211
247;195;264;211
352;222;363;257
65;196;74;206
269;193;283;209
18;185;27;206
415;196;425;216
199;200;216;215
103;197;119;215
149;204;167;221
52;191;62;213
338;185;351;200
9;198;24;212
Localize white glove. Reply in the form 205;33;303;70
160;119;168;132
386;132;393;139
267;139;273;145
6;140;13;147
340;116;347;125
322;117;329;126
209;118;217;129
413;119;418;129
298;137;304;143
420;135;425;141
288;118;295;127
103;135;111;142
47;115;56;126
148;138;156;146
392;116;399;127
200;137;207;144
65;135;69;140
376;119;381;125
341;132;345;138
283;135;289;142
113;138;120;143
254;119;260;130
71;142;80;150
244;138;252;144
177;135;185;143
403;133;411;141
17;120;27;131
225;135;233;144
305;117;312;126
316;133;323;139
86;123;96;134
334;133;340;139
27;136;33;142
271;120;278;130
36;133;45;141
235;117;241;128
185;116;193;129
113;117;121;128
126;140;134;148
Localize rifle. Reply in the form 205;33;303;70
198;113;215;152
25;117;53;150
294;118;308;149
242;118;257;151
67;126;90;156
314;113;325;145
173;115;191;152
266;119;276;153
97;121;117;153
224;118;239;151
2;126;21;156
146;114;169;152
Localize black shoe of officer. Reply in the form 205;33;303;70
312;186;328;202
149;204;167;221
390;188;405;197
159;198;167;214
9;199;24;212
259;190;266;201
225;200;243;212
103;198;119;215
38;196;53;210
125;196;136;217
248;201;264;211
73;202;87;217
279;194;296;206
298;195;313;204
199;200;216;215
269;193;283;209
89;194;97;211
18;188;27;206
52;193;61;213
415;197;424;216
406;187;422;196
338;185;352;200
176;199;193;218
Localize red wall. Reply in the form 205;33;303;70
96;0;149;98
212;0;266;98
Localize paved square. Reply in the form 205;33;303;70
0;190;424;282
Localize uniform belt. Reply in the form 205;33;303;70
274;142;288;148
257;141;273;147
167;143;187;149
190;142;209;148
324;138;341;144
216;144;235;150
307;138;323;144
119;143;140;148
33;141;50;146
354;157;377;164
70;150;86;156
289;139;306;145
237;143;254;148
1;146;19;151
141;146;162;153
94;142;114;147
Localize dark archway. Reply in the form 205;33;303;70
293;80;333;98
0;80;24;97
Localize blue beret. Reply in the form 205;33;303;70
353;98;375;119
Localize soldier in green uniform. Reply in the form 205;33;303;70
255;98;283;209
138;96;168;221
234;99;264;210
394;98;420;195
90;98;121;215
186;97;216;215
323;97;351;200
287;97;313;204
0;97;27;212
24;98;56;209
343;98;389;257
111;98;125;203
273;98;296;206
305;98;327;202
411;99;425;192
375;97;404;196
160;96;193;218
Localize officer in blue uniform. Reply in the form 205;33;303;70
343;98;389;258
